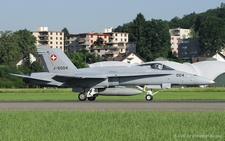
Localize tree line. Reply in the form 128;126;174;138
114;3;225;62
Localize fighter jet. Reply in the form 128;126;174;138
10;46;214;101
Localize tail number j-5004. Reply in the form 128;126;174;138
176;73;184;77
53;66;68;70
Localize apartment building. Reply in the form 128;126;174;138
65;27;129;57
169;28;191;57
32;26;64;51
65;33;110;52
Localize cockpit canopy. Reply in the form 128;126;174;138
139;63;174;70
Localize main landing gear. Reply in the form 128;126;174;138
78;88;97;101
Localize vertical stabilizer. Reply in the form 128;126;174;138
37;46;77;74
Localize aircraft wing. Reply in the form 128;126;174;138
52;72;171;82
10;73;52;82
52;74;107;82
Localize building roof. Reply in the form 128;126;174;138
111;52;145;62
192;52;225;62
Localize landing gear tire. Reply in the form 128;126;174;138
88;97;96;101
78;93;86;101
145;94;153;101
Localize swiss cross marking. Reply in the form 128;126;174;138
50;54;57;61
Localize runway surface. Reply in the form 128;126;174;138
0;100;225;111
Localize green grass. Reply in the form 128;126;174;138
0;111;224;141
0;88;225;101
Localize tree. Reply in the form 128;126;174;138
65;49;100;68
14;29;37;55
189;27;199;38
114;13;171;61
0;31;21;65
62;27;69;36
93;37;104;47
198;16;225;53
220;2;225;8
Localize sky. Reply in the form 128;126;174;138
0;0;224;33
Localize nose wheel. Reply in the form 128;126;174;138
145;94;153;101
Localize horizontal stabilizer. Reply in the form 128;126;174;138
10;73;51;82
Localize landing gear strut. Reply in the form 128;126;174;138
136;86;159;101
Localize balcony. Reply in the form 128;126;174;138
38;41;49;45
38;32;49;36
38;37;49;41
109;35;115;38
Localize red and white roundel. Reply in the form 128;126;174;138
50;54;57;61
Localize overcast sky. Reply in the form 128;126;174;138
0;0;224;33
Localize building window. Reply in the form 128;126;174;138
104;35;106;38
56;42;58;44
50;41;52;44
60;42;62;45
56;32;58;35
115;33;117;36
50;37;52;39
56;37;58;40
125;39;127;42
60;37;62;40
115;38;117;41
91;35;93;38
125;34;127;37
182;40;189;43
121;39;123;42
171;37;174;40
50;32;52;35
91;40;93;43
60;33;62;35
121;34;123;36
182;46;187;49
60;46;62;49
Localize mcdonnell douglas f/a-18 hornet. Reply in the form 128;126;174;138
10;46;214;101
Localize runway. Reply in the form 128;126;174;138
0;100;225;111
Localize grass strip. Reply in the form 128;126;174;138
0;111;224;141
0;88;225;101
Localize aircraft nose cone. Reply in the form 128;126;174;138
195;76;215;85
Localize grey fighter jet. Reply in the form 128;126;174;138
10;46;214;101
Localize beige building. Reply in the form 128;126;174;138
169;28;191;57
32;26;64;51
65;33;110;52
65;27;129;57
